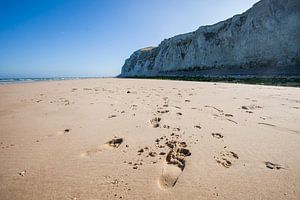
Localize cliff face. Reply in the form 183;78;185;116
120;0;300;77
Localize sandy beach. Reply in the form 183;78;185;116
0;78;299;200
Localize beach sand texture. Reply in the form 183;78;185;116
0;78;299;200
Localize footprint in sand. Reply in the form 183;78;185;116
241;104;263;112
156;110;169;114
81;137;123;157
106;138;123;148
150;117;161;128
159;164;183;189
265;161;284;170
158;141;191;189
194;125;201;129
215;150;238;168
46;129;71;138
215;157;232;168
108;114;117;118
63;129;70;134
212;133;223;139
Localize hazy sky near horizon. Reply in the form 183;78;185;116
0;0;259;78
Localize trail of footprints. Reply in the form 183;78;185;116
210;131;239;168
148;98;193;189
78;92;285;193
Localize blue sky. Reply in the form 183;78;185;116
0;0;259;78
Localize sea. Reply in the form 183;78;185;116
0;77;91;84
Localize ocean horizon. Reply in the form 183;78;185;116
0;77;111;84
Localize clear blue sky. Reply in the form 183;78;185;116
0;0;259;78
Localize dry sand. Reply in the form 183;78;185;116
0;78;299;200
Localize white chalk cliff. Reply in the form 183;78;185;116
120;0;300;77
